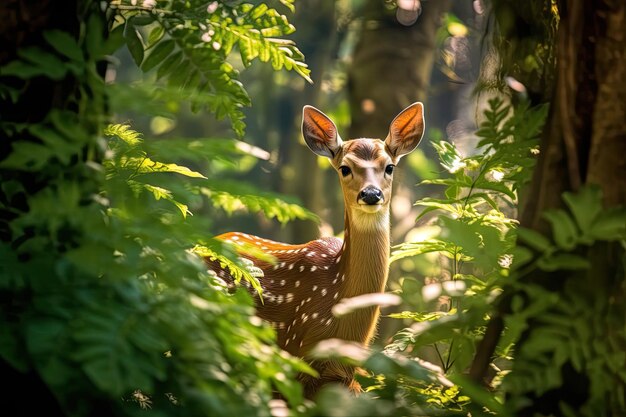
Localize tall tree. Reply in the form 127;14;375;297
471;0;626;415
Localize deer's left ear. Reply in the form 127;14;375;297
302;105;343;159
384;102;425;159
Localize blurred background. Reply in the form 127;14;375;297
108;0;490;347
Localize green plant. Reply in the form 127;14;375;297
387;97;547;374
0;1;317;415
109;0;310;136
501;185;626;416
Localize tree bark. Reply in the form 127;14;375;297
521;0;626;231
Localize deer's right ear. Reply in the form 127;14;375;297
302;105;343;158
385;102;425;160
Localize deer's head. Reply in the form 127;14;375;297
302;102;425;220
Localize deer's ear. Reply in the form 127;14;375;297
302;105;343;158
384;102;425;159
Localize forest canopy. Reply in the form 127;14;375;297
0;1;624;416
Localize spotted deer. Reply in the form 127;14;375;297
206;102;425;398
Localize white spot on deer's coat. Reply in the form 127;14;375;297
336;256;341;263
312;312;319;319
312;285;318;291
332;278;338;284
321;253;327;258
280;262;286;268
289;264;294;270
321;288;327;296
292;334;296;341
280;280;286;286
286;293;294;303
231;236;239;241
277;295;284;304
278;322;285;329
302;314;308;323
307;251;316;257
334;292;339;299
295;305;300;312
325;318;332;326
273;264;279;270
299;265;305;272
306;297;311;303
295;280;300;287
310;266;317;272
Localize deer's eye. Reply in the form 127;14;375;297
340;166;352;177
385;164;395;175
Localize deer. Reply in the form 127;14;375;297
205;102;425;399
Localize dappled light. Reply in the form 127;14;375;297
1;0;624;416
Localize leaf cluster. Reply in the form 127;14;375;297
108;0;310;136
0;2;317;415
500;186;626;416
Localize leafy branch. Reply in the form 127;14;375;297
109;0;311;136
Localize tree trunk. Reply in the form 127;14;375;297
347;0;450;139
521;0;626;231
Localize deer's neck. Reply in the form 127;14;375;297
338;208;390;298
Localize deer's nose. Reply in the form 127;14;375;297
358;186;383;205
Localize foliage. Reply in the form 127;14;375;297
0;1;316;416
386;97;547;385
502;185;626;416
109;0;310;136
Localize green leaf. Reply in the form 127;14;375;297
474;178;516;200
133;182;192;218
537;253;591;271
1;50;67;80
0;141;55;171
132;158;207;178
124;21;145;67
141;39;175;72
543;209;579;250
432;140;465;173
156;50;182;80
562;185;603;234
588;207;626;241
516;227;553;252
192;245;264;296
390;239;451;263
43;30;83;63
104;124;143;146
146;25;165;48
